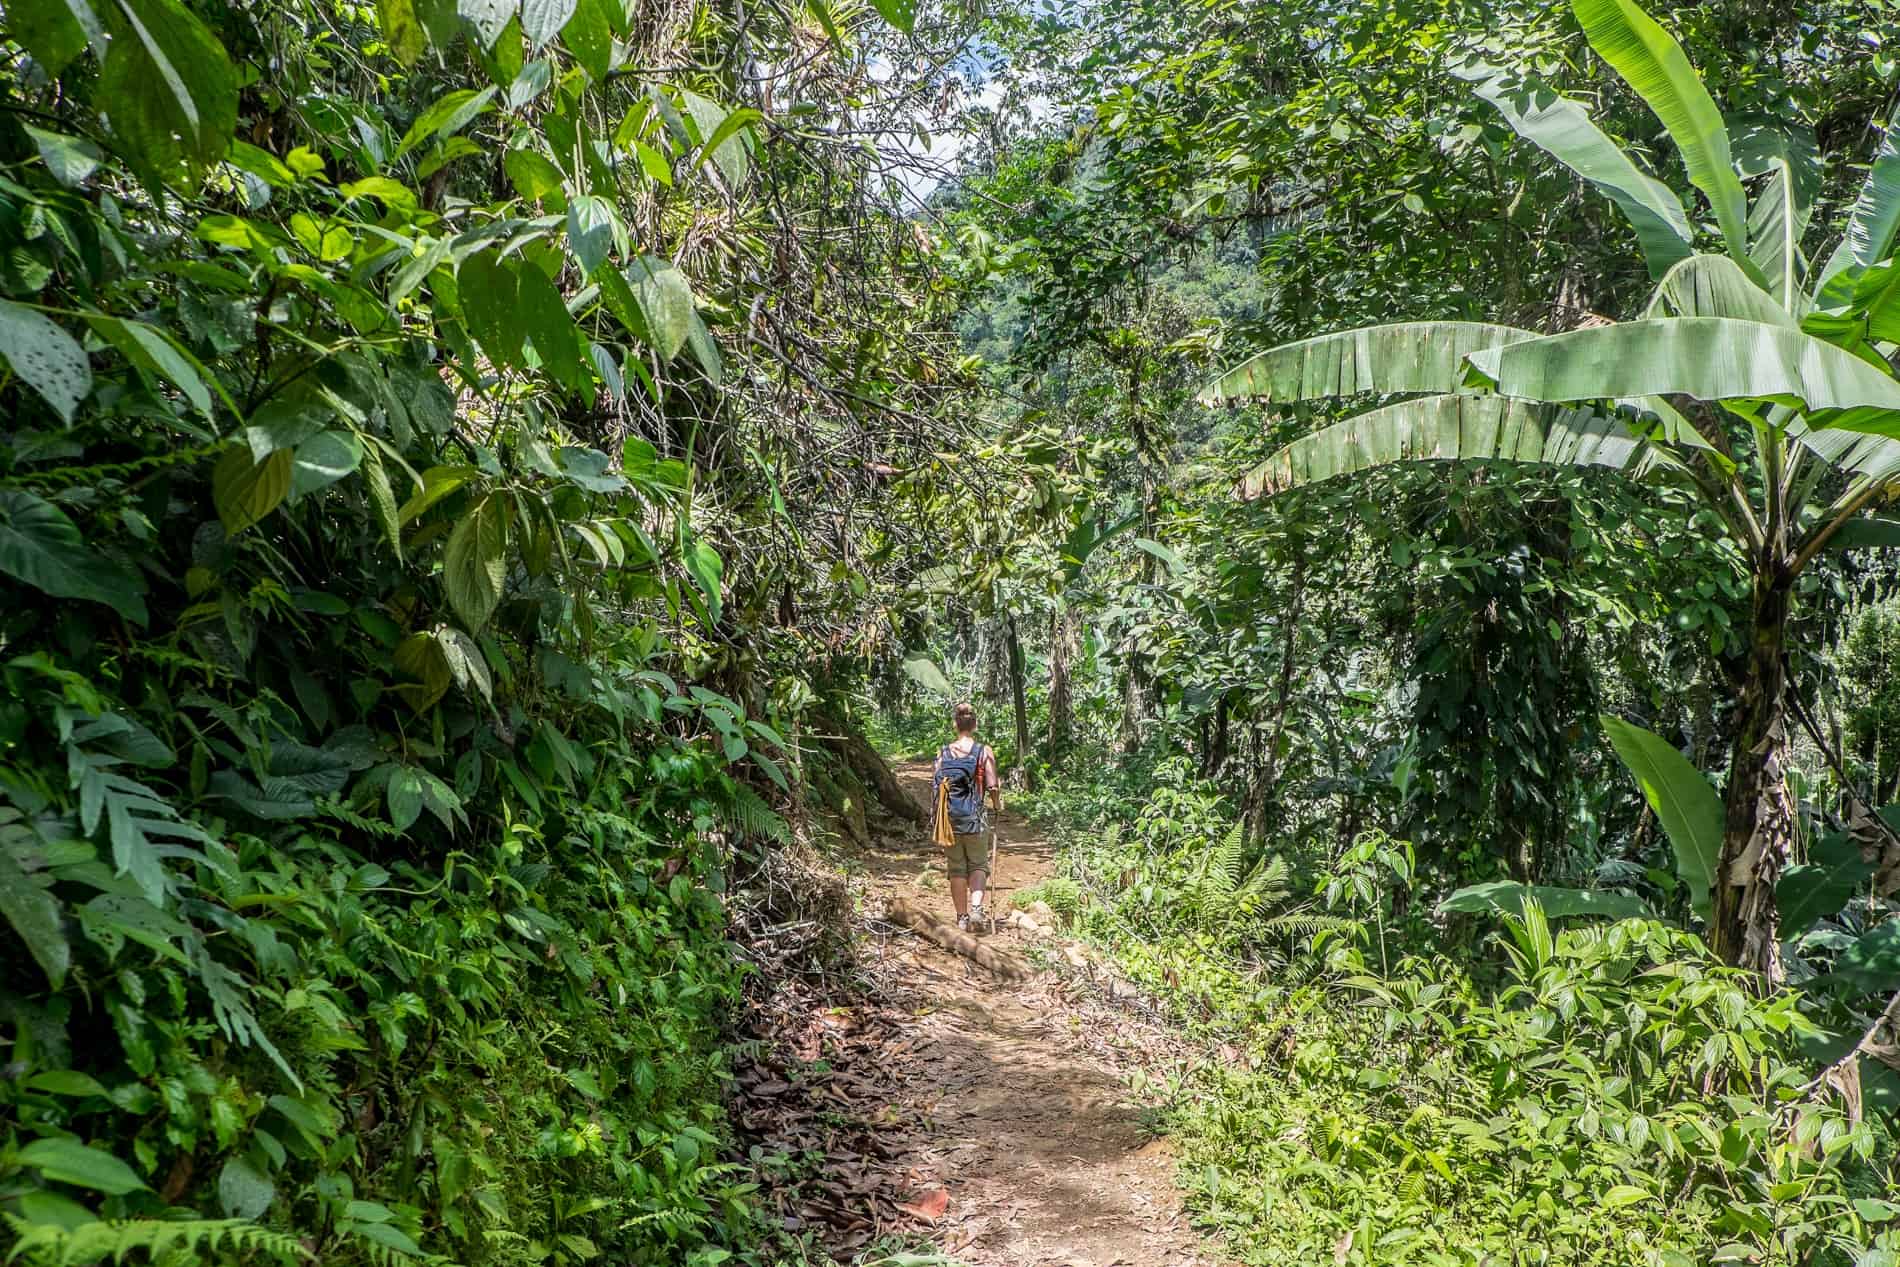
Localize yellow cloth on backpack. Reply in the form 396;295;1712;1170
932;777;954;848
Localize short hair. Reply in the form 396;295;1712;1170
952;701;977;732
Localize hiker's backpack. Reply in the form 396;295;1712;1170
936;743;988;835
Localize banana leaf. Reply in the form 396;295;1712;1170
1466;318;1900;425
1239;395;1655;498
1572;0;1750;263
1199;322;1533;405
1459;61;1691;280
1439;881;1653;922
1733;121;1820;311
1601;714;1722;922
1644;253;1793;327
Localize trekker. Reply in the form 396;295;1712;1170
933;701;1002;932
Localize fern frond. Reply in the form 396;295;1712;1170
1218;820;1246;887
316;796;406;840
1234;853;1292;911
2;1215;310;1266
1262;912;1358;938
717;782;789;843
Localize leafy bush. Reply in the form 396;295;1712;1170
1137;913;1899;1266
1836;597;1900;802
0;2;820;1262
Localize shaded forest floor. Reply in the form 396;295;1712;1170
737;761;1219;1267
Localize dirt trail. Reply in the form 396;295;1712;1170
844;760;1216;1267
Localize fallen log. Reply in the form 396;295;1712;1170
884;897;1030;981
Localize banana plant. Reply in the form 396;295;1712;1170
1200;0;1900;977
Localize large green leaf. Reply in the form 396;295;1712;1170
1600;715;1723;921
17;1138;147;1195
624;256;696;361
679;90;753;187
1827;514;1900;550
1777;830;1875;935
520;0;575;47
901;654;954;699
0;490;147;622
1745;161;1804;310
1787;422;1900;484
88;316;220;419
1644;253;1793;328
683;537;723;626
1734;125;1819;309
217;1155;275;1220
1845;129;1900;273
1199;322;1533;405
1816;138;1900;307
1466;318;1900;421
99;0;239;180
395;86;496;160
12;0;106;78
563;0;614;80
213;446;293;535
458;252;525;368
0;835;70;988
1439;881;1653;922
868;0;914;33
565;195;617;277
289;431;364;499
377;0;428;66
1240;395;1653;499
443;494;508;631
24;122;103;187
1572;0;1747;261
0;299;92;424
1459;63;1690;279
457;0;516;47
515;262;590;391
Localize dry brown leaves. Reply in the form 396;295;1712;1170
730;978;941;1254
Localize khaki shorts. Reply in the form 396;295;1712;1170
945;831;993;879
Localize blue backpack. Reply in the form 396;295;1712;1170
936;743;989;835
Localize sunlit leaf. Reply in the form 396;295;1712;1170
1601;715;1722;921
213;445;293;536
443;494;508;630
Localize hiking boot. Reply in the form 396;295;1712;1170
956;914;970;933
970;908;989;934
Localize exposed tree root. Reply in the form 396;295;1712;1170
884;896;1031;981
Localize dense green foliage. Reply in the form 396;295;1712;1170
0;0;965;1262
1001;757;1900;1264
905;0;1900;1260
9;0;1900;1262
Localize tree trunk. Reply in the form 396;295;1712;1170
1242;728;1271;848
1047;603;1075;760
1118;665;1149;753
813;710;928;828
1248;548;1307;845
980;617;1008;709
1005;613;1035;791
1710;581;1794;979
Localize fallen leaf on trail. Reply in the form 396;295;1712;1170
897;1186;949;1222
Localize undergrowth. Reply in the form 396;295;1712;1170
1016;761;1900;1267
